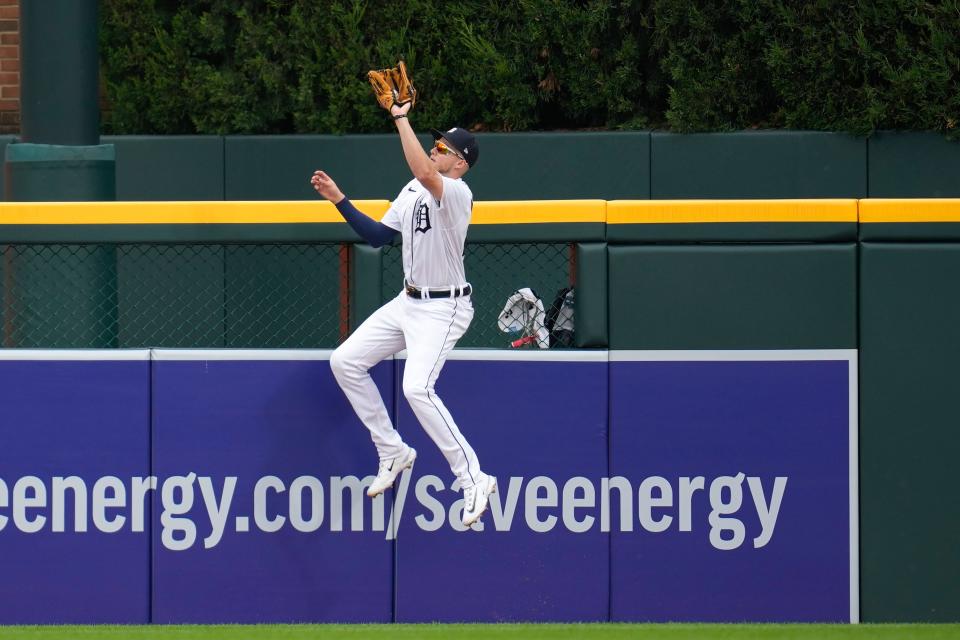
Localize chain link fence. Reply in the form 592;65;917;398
0;241;574;349
1;244;346;348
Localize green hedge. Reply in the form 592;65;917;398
100;0;960;137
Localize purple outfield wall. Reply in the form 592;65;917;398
0;351;152;624
0;349;857;623
608;351;857;623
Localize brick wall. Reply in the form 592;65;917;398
0;0;18;135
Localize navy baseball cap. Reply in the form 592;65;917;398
431;127;479;167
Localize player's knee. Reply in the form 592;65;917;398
329;348;352;381
402;379;430;406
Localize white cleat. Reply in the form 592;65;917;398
366;447;417;498
462;475;497;527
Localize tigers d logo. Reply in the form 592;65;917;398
415;202;431;233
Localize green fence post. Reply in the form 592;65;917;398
20;0;99;145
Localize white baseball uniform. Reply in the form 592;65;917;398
330;175;488;490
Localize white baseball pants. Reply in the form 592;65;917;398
330;291;485;489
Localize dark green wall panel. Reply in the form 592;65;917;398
868;132;960;197
224;135;432;201
223;132;650;202
465;132;650;200
575;242;607;347
5;143;115;201
467;223;604;243
651;131;866;199
0;223;359;244
608;222;856;243
103;135;224;201
106;131;960;202
860;222;960;242
351;244;383;330
608;244;856;349
859;242;960;622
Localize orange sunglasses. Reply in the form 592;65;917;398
434;141;464;161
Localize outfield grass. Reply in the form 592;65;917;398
0;624;957;640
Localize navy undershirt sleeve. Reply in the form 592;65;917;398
335;197;398;248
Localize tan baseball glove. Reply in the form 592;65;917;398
367;61;417;112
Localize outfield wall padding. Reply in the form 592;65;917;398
608;244;857;350
0;352;151;624
224;135;432;201
867;132;960;198
463;132;651;201
650;131;866;199
609;353;856;622
2;197;960;622
150;355;395;623
105;130;951;202
859;243;960;622
393;354;611;622
575;242;608;348
103;135;225;201
0;350;858;624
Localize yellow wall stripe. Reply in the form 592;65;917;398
0;200;606;225
471;200;606;224
3;198;959;225
859;199;960;223
608;199;858;224
0;201;390;225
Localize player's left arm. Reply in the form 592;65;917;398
391;103;444;203
310;170;397;247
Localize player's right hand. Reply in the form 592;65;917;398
311;170;345;203
390;101;412;119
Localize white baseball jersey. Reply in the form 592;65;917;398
381;176;473;288
331;171;490;494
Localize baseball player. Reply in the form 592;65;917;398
310;97;496;528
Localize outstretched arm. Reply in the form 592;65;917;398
391;103;443;202
311;170;397;248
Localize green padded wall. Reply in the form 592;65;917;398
104;135;225;200
575;242;607;347
223;132;651;201
608;244;856;349
859;242;960;622
5;143;116;201
868;132;960;197
651;131;866;199
224;135;433;201
609;222;857;243
107;131;960;202
464;132;650;200
351;244;383;331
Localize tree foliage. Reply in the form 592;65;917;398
100;0;960;137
